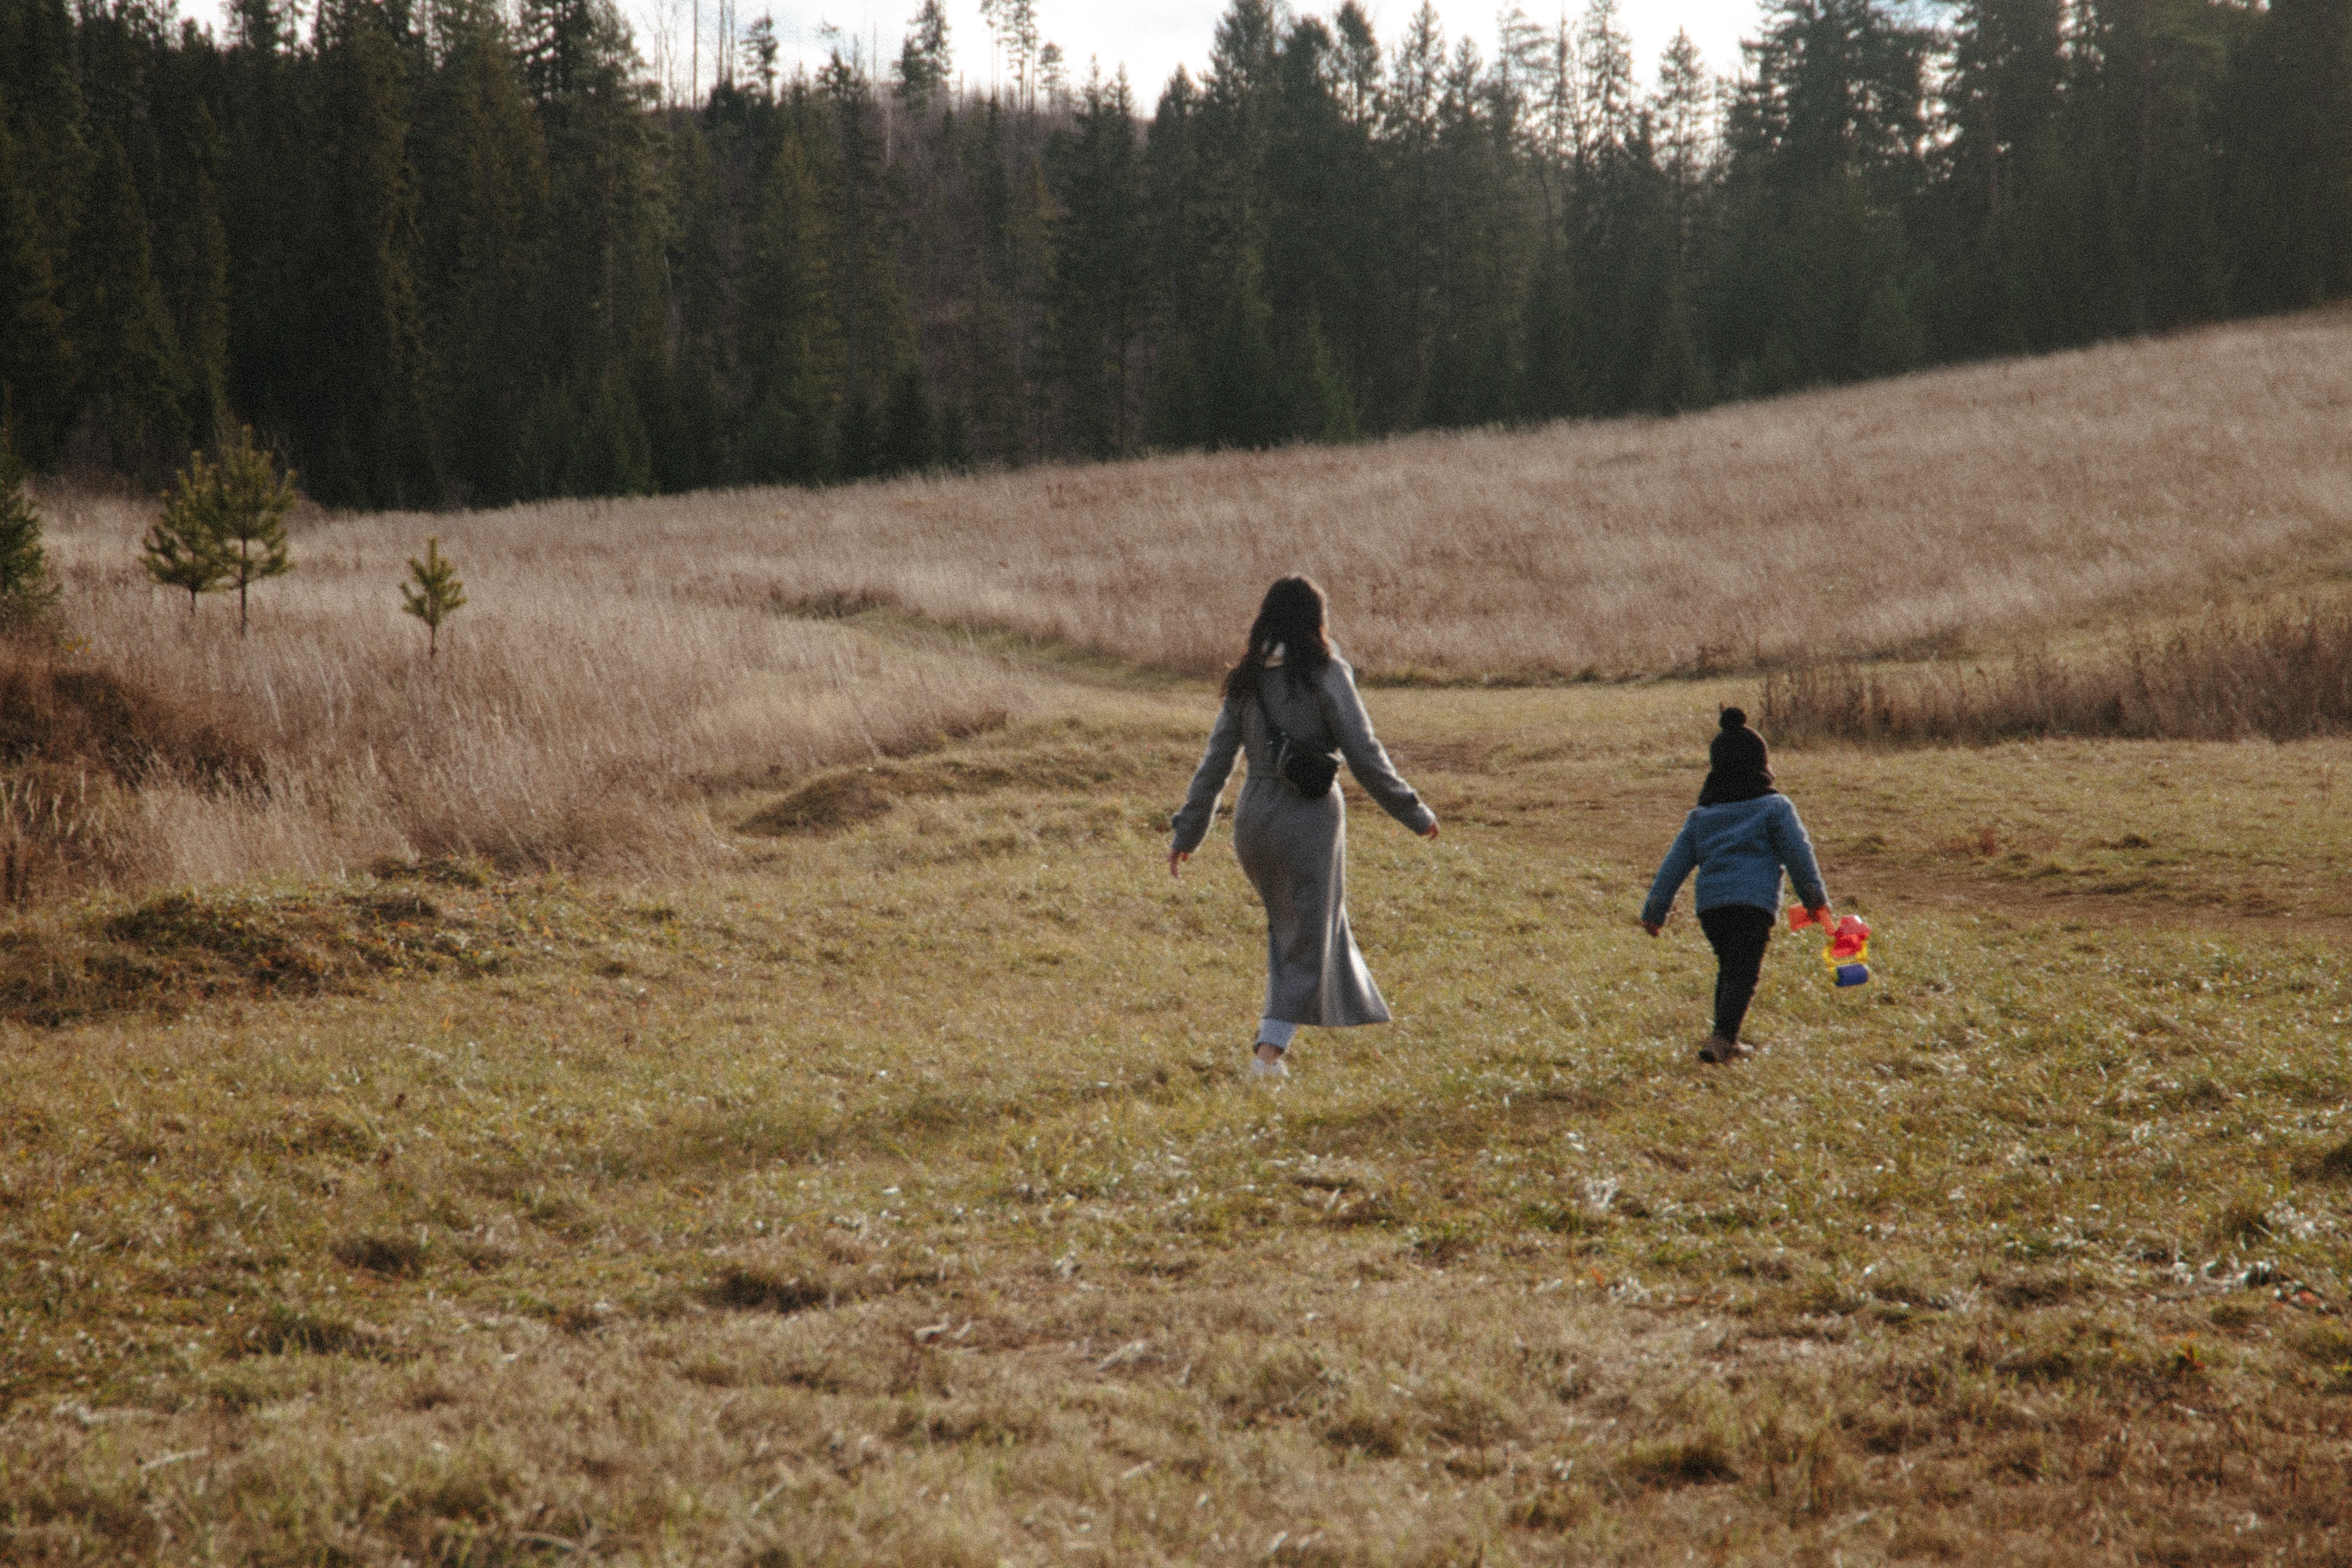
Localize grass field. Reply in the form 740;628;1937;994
5;672;2351;1564
8;311;2352;1562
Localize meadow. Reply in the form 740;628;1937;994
15;307;2352;903
5;313;2352;1563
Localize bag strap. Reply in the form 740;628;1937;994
1254;666;1334;757
1252;676;1288;753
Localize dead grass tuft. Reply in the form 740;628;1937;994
0;638;264;788
235;1305;399;1360
0;641;270;905
1763;604;2352;747
705;1266;839;1314
1621;1432;1741;1487
740;769;897;835
2209;1192;2276;1246
331;1230;428;1277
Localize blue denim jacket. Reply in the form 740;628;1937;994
1641;793;1828;925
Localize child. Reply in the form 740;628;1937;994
1640;708;1831;1064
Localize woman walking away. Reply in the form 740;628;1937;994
1640;708;1830;1064
1169;576;1440;1081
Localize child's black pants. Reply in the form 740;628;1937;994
1697;903;1774;1041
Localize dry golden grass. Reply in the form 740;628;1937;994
1763;602;2352;747
352;306;2352;683
20;306;2352;898
23;490;1029;894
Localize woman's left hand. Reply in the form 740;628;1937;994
1420;820;1440;839
1168;849;1191;879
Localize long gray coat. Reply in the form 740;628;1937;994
1170;653;1434;1027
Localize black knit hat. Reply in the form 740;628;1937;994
1698;707;1776;806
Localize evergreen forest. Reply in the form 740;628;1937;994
1;0;2347;507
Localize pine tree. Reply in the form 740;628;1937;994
1652;30;1717;275
1047;70;1147;457
2221;0;2352;312
399;535;467;657
155;100;234;451
1856;275;1924;376
1333;1;1382;123
1200;251;1283;448
1518;238;1579;420
0;427;55;624
216;429;297;636
894;0;950;109
880;362;935;474
978;0;1040;111
741;128;836;484
835;384;882;479
66;127;189;475
307;0;434;507
145;452;229;612
157;426;296;636
1715;0;1933;388
218;0;306;471
521;0;667;497
1640;275;1712;412
1302;310;1359;443
414;0;550;504
563;372;653;495
0;89;70;467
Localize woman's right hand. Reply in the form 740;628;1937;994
1420;820;1440;840
1168;849;1191;879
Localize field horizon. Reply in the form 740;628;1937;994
5;313;2352;1563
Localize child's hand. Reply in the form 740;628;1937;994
1641;918;1662;937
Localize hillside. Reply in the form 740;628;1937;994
333;306;2352;682
19;308;2350;900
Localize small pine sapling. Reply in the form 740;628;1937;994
208;426;297;636
0;430;58;628
399;536;467;658
144;451;229;612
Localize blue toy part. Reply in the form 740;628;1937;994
1834;963;1871;988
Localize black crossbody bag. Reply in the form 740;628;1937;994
1254;677;1340;799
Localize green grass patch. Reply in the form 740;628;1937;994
4;683;2351;1563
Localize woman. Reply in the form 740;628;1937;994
1168;576;1439;1079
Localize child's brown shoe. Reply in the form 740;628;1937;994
1697;1035;1754;1064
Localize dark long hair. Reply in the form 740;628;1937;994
1221;575;1333;700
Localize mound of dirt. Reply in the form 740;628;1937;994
738;719;1203;838
0;882;529;1026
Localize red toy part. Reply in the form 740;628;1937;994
1828;915;1871;960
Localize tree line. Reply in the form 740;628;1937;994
1;0;2346;508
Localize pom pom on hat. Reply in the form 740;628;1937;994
1720;707;1747;731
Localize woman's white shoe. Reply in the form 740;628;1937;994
1249;1052;1290;1081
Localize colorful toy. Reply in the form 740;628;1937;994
1789;906;1872;987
